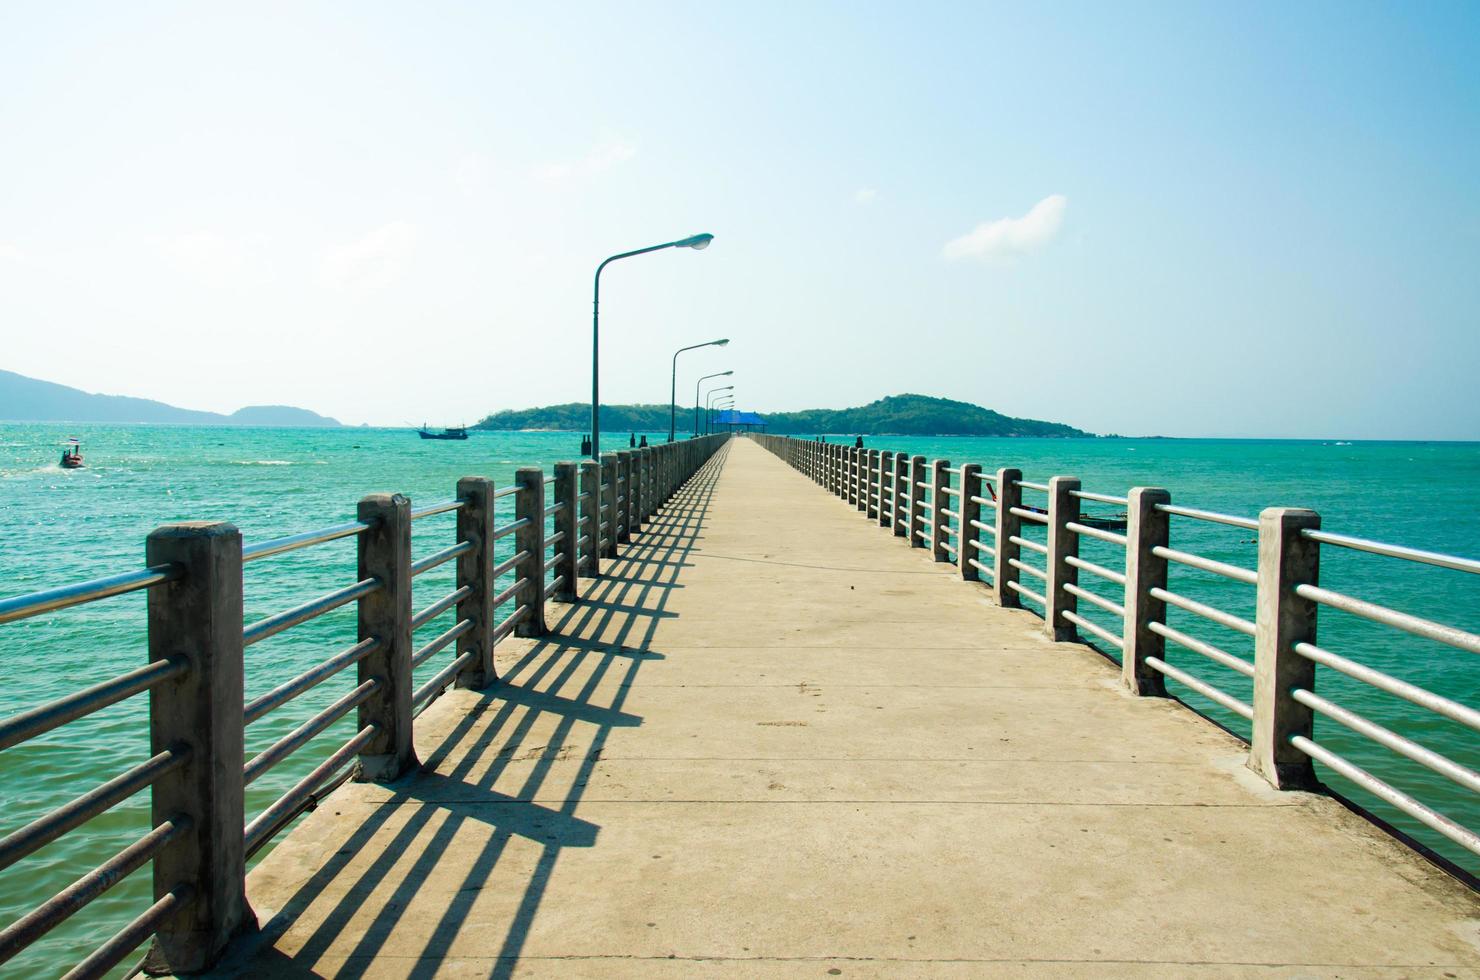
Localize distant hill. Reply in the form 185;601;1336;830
475;394;1092;438
0;369;341;426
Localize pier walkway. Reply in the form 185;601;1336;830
224;438;1477;976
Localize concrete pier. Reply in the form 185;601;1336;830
226;438;1479;977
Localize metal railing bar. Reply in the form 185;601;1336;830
1144;657;1253;720
1007;580;1046;606
1009;507;1048;524
1301;528;1480;576
1152;546;1257;585
491;551;529;581
1291;689;1480;795
492;580;528;609
545;502;565;517
242;520;373;564
1071;490;1128;506
245;637;380;726
1289;735;1480;858
941;541;957;556
1155;503;1259;531
1065;521;1128;548
1017;481;1049;492
969;495;998;509
411;540;474;578
243;578;380;648
1294;583;1480;655
939;485;960;497
412;650;477;709
546;531;566;549
493;486;519;499
61;883;190;980
1292;641;1480;733
243;679;380;786
411;586;473;632
545;574;567;596
967;557;995;580
409;499;465;521
0;747;188;873
0;814;188;966
969;518;995;535
1066;554;1126;586
1063;610;1124;650
968;538;996;557
0;564;181;626
411;619;474;670
1065;582;1125;618
940;507;959;520
1009;534;1049;556
1149;621;1254;678
491;517;532;541
1008;558;1047;582
491;605;530;644
0;656;187;752
1150;586;1255;637
244;724;378;857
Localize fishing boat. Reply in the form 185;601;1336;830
59;438;84;469
1016;505;1126;531
416;424;469;441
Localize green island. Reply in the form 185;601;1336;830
473;393;1093;438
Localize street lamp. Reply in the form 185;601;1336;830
670;338;729;442
591;233;715;459
693;370;734;438
705;386;733;435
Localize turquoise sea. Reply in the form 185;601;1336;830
1;424;1477;976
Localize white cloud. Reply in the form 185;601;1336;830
943;194;1067;261
536;135;637;183
454;153;493;198
321;221;418;290
854;187;878;205
161;231;274;288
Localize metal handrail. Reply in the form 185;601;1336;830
243;578;380;648
1149;586;1255;637
1071;489;1128;506
0;564;182;625
1149;621;1253;678
0;656;187;752
1152;546;1257;585
410;499;465;521
411;540;474;577
1155;503;1258;531
1066;522;1127;548
1145;657;1252;720
244;637;381;726
242;519;374;563
1295;583;1480;655
243;679;380;787
1303;528;1480;575
1066;554;1125;586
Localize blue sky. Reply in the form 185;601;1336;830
1;2;1476;437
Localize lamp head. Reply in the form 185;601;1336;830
713;338;730;347
676;233;714;250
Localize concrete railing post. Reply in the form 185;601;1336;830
909;456;928;548
600;453;618;558
1250;507;1321;789
1043;476;1081;641
632;449;647;535
863;450;876;519
579;461;600;578
959;463;982;580
354;493;415;782
454;477;497;689
514;468;547;636
879;451;895;527
1121;487;1170;696
614;451;632;545
931;460;951;562
846;447;858;508
553;463;579;602
142;522;252;975
993;468;1023;607
893;454;910;538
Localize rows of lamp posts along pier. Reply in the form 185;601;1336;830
0;435;729;979
752;434;1480;870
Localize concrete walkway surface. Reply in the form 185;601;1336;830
222;437;1479;978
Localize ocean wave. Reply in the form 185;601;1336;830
233;460;295;466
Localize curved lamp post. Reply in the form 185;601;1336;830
591;233;713;459
710;398;736;434
670;338;728;442
693;370;733;438
705;386;734;435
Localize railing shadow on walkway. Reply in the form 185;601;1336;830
232;443;732;979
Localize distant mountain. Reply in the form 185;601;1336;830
0;369;341;426
475;394;1092;438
